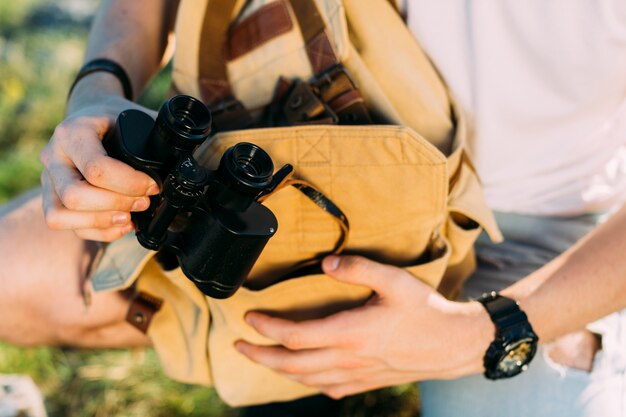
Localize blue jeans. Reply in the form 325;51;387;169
420;212;626;417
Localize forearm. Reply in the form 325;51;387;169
68;0;179;113
501;204;626;343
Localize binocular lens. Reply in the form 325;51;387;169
168;96;210;132
157;95;212;150
230;143;273;184
174;108;199;128
214;142;275;210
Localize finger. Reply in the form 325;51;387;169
42;172;133;230
74;225;135;242
46;162;150;212
235;342;368;375
322;255;411;297
295;369;372;388
62;132;157;197
322;380;392;400
245;311;357;350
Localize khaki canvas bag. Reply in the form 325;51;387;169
91;0;502;406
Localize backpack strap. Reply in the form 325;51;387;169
288;0;341;74
285;0;371;124
198;0;238;103
198;0;254;131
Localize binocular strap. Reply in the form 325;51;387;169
283;178;350;262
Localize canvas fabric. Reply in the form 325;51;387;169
90;0;502;406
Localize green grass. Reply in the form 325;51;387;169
0;344;236;417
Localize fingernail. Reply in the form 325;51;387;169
234;341;246;352
245;313;255;326
324;255;340;271
112;213;129;225
131;198;149;212
146;183;160;196
121;224;135;235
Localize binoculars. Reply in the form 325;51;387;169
103;95;292;299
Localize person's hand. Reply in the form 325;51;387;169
40;95;159;242
236;255;494;399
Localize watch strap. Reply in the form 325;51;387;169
476;291;538;379
476;291;530;334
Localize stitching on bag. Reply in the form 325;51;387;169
400;134;408;164
307;31;339;73
320;1;343;44
209;133;445;166
218;129;444;166
298;130;330;163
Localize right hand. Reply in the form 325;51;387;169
40;96;159;242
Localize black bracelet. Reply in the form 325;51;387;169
68;58;133;101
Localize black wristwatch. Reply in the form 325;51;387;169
475;291;538;380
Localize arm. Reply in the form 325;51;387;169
236;203;626;398
507;204;626;342
40;0;179;242
68;0;177;113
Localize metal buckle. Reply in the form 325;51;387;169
282;81;338;125
312;65;356;92
311;65;371;125
311;65;359;103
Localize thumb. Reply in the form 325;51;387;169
321;255;408;297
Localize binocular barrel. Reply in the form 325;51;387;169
103;95;286;299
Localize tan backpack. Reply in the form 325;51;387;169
91;0;502;406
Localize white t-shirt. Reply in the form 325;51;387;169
399;0;626;215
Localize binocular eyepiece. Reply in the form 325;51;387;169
156;94;212;151
103;95;292;299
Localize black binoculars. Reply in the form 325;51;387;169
103;95;292;299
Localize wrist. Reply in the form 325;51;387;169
444;300;495;377
474;292;539;379
67;72;128;115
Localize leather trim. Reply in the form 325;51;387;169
327;89;363;113
126;291;163;334
227;0;294;61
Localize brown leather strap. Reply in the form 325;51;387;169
288;0;340;75
198;0;239;104
126;291;163;334
227;0;294;61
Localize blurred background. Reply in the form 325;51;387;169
0;1;419;415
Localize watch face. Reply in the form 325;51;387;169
497;337;537;376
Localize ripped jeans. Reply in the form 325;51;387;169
420;212;626;417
